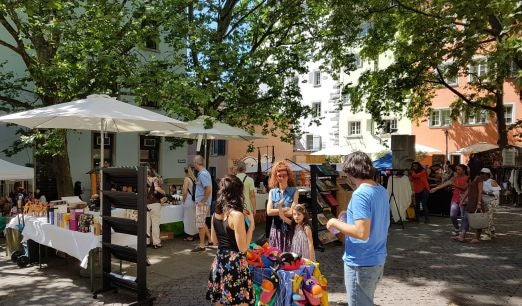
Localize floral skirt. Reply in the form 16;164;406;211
207;249;254;305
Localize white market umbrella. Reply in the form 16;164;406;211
415;144;441;153
0;94;187;207
150;115;265;151
456;142;499;154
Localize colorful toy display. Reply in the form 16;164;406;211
249;243;328;306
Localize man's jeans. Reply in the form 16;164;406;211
345;264;384;306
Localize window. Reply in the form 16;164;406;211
355;55;363;68
505;104;514;124
210;139;226;156
511;61;520;78
141;19;159;51
381;119;398;133
305;135;321;151
469;58;488;83
348;121;361;136
342;93;351;106
140;135;160;170
462;110;488;125
311;102;321;117
313;70;321;87
92;132;114;168
429;109;451;127
439;61;458;86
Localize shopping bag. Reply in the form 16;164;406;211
406;206;416;220
468;208;489;229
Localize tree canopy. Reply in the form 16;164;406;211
135;0;327;142
0;0;329;195
321;0;522;147
0;0;167;195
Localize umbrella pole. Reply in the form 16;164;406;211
100;118;105;211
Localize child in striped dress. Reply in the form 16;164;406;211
278;203;315;261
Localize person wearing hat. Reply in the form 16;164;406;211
480;168;501;240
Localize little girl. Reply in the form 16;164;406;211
278;202;315;261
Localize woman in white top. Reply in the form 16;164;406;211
480;168;501;239
182;167;198;240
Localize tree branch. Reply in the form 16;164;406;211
394;0;469;26
1;7;34;68
216;0;239;41
224;0;266;40
0;39;20;54
0;95;33;109
187;3;200;70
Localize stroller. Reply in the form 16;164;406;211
9;214;30;268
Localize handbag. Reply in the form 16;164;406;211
467;208;489;229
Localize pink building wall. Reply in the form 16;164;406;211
413;78;522;164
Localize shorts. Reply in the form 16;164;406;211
196;204;209;228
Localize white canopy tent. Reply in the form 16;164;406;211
0;158;34;196
0;158;34;180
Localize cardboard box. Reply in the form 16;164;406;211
160;231;174;240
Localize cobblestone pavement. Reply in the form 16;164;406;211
1;205;521;305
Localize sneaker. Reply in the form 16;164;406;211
191;246;206;252
481;235;491;241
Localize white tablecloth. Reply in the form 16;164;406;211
6;215;138;269
111;204;183;224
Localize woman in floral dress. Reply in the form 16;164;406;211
206;175;255;305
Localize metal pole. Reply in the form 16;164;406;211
445;129;449;163
100;118;105;211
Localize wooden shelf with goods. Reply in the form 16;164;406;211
309;164;342;252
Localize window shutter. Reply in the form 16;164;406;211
313;135;321;150
366;119;373;133
308;72;313;84
218;140;226;155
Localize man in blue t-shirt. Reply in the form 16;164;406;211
191;155;213;252
327;151;390;306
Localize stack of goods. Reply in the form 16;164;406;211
22;200;48;217
46;202;98;234
247;243;328;306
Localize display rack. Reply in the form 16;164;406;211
93;167;152;304
309;164;339;252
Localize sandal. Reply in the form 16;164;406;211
452;236;466;242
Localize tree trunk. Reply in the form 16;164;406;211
495;92;508;148
51;131;74;197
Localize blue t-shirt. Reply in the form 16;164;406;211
343;183;390;266
195;169;212;206
270;187;296;208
